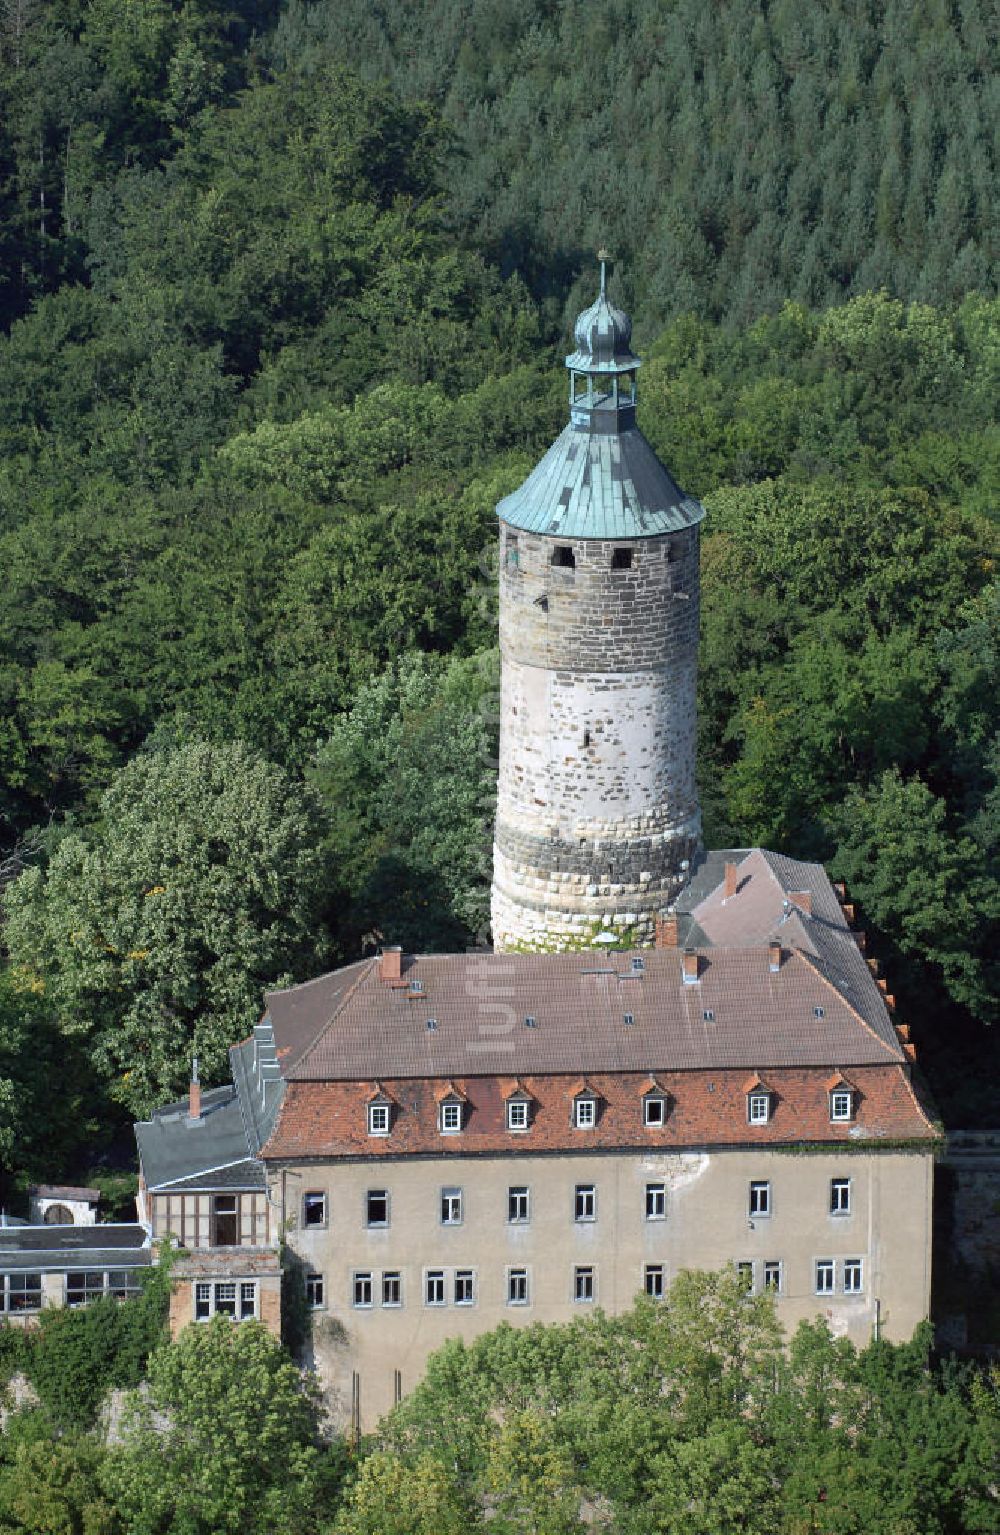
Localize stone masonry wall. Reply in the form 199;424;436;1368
492;524;702;952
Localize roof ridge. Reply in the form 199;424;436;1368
285;955;379;1080
794;948;901;1059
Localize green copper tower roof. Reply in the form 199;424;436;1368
498;260;705;540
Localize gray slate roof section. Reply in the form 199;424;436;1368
0;1223;150;1273
497;421;705;540
230;1036;284;1159
135;1083;263;1192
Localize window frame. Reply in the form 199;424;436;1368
302;1190;327;1229
749;1180;771;1218
645;1182;666;1220
382;1271;402;1307
763;1260;782;1293
368;1101;391;1137
507;1267;529;1306
424;1269;446;1307
573;1095;597;1130
352;1271;374;1308
574;1265;595;1303
815;1259;835;1295
830;1089;854;1123
643;1094;667;1127
508;1186;530;1223
440;1187;463;1226
195;1278;258;1321
454;1269;476;1306
439;1098;463;1135
644;1263;665;1299
2;1273;42;1313
365;1189;389;1228
506;1098;530;1132
736;1261;754;1292
830;1177;851;1215
574;1183;597;1222
305;1272;325;1310
843;1258;863;1294
747;1091;770;1125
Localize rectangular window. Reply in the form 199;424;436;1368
368;1103;390;1136
107;1269;141;1300
195;1280;211;1320
643;1095;666;1127
830;1090;853;1122
353;1272;374;1308
382;1271;402;1307
736;1261;754;1291
574;1265;594;1302
574;1098;596;1129
508;1186;529;1223
815;1259;835;1295
305;1273;325;1310
214;1281;238;1317
425;1270;446;1306
440;1100;463;1134
749;1181;771;1217
302;1191;327;1228
454;1270;475;1306
748;1093;770;1125
644;1264;665;1299
763;1261;782;1292
830;1178;851;1214
212;1194;239;1246
239;1281;257;1320
552;545;575;569
611;546;633;569
507;1268;529;1305
645;1182;666;1220
843;1259;863;1294
506;1099;529;1131
366;1190;389;1227
574;1184;596;1222
66;1271;105;1307
441;1187;463;1225
194;1279;256;1321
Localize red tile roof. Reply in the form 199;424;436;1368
262;1064;937;1160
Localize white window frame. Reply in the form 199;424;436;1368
368;1102;391;1136
305;1272;325;1310
365;1189;389;1228
439;1098;463;1135
508;1185;530;1223
644;1263;665;1299
574;1096;597;1129
1;1273;42;1313
843;1258;863;1294
425;1269;446;1306
506;1098;530;1132
352;1271;374;1308
749;1180;771;1217
507;1267;529;1306
830;1089;853;1122
645;1182;666;1220
66;1269;143;1307
643;1094;666;1127
747;1092;770;1125
762;1260;782;1293
736;1261;754;1292
574;1183;596;1222
574;1265;595;1303
815;1259;835;1295
830;1177;851;1215
195;1279;258;1321
381;1271;402;1307
440;1187;463;1225
454;1269;476;1306
302;1191;327;1228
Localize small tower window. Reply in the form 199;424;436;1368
552;545;575;569
611;547;633;569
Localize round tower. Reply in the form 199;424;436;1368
491;262;704;952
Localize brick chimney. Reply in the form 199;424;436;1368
768;940;782;973
380;946;403;983
723;861;738;899
655;914;678;948
188;1057;201;1122
681;949;700;984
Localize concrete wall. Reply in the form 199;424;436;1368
492;527;702;951
280;1145;932;1431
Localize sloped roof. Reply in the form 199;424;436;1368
0;1223;150;1272
496;420;705;540
135;1083;263;1192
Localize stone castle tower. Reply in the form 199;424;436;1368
491;263;705;952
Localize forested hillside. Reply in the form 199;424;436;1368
0;1;997;1183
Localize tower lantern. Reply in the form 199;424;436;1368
491;260;705;952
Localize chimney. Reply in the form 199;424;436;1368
681;949;700;984
380;945;403;983
867;956;880;976
789;889;812;916
655;914;678;949
723;861;738;900
768;940;782;973
841;901;855;923
853;930;866;952
188;1057;201;1122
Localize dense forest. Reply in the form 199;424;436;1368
0;3;997;1167
0;1268;996;1533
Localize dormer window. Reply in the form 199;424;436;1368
748;1092;770;1125
830;1089;853;1122
506;1098;530;1132
573;1093;597;1130
643;1094;667;1127
368;1102;391;1137
439;1098;463;1134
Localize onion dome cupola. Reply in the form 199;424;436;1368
497;257;705;540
